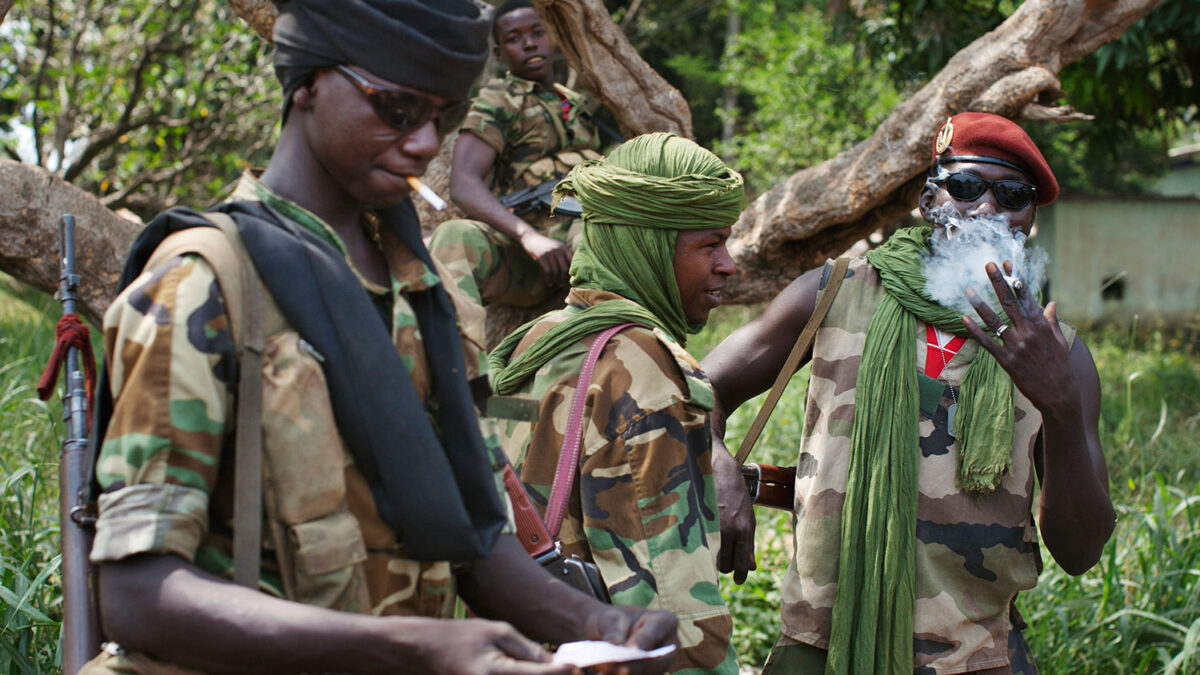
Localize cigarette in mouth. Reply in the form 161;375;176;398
405;176;446;211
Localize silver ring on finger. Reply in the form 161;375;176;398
995;324;1009;339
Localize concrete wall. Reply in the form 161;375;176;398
1034;197;1200;322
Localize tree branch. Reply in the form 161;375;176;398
723;0;1162;303
532;0;693;138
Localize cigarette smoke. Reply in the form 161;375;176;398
921;202;1048;318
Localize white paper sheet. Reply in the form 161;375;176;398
551;641;677;668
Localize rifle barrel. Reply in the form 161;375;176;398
56;214;101;673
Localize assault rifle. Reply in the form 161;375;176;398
497;175;583;218
50;215;102;672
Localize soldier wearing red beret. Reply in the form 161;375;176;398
703;113;1114;674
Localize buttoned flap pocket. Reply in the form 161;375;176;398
289;509;369;577
261;331;349;524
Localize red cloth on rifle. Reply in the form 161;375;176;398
37;314;97;423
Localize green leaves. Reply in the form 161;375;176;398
0;0;280;221
716;3;901;192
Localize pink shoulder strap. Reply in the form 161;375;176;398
544;322;640;537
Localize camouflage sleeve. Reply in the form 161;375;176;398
90;254;235;564
578;334;736;674
498;326;734;672
582;398;737;674
460;79;516;156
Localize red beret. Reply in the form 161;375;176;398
932;112;1058;206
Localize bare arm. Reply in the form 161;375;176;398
702;266;824;435
98;554;568;675
1033;336;1114;574
450;132;535;242
701;266;823;583
449;132;569;285
962;262;1114;575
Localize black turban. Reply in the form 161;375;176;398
274;0;490;120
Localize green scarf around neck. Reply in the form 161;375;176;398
490;132;743;395
825;226;1015;675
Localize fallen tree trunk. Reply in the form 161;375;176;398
0;0;1163;322
0;160;138;325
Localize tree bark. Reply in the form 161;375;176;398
228;0;275;40
531;0;692;139
0;0;15;26
0;0;1164;321
724;0;1162;303
0;160;139;324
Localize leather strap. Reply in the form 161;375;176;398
735;258;850;466
505;463;557;559
544;323;638;538
143;214;265;588
218;216;266;591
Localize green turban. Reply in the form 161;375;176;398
490;132;744;395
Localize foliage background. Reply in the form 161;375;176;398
0;0;279;222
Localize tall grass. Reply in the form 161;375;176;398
0;275;68;673
693;306;1200;674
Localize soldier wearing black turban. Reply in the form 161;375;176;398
80;2;678;673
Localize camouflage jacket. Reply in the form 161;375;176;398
782;257;1075;673
91;172;509;623
460;73;602;237
495;289;738;675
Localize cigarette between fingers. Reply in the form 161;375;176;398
405;176;446;211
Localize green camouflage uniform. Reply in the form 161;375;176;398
493;288;738;675
85;172;511;673
428;73;602;321
763;257;1074;674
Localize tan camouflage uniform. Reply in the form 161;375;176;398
493;289;738;675
428;72;602;317
85;172;511;672
764;257;1074;674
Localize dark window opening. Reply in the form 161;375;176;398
1101;274;1125;302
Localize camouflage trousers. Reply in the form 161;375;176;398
759;630;1038;674
427;216;582;311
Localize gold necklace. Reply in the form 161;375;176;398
361;209;383;250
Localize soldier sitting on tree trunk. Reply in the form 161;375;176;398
428;0;604;344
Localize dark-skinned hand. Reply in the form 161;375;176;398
712;439;757;584
962;261;1080;414
583;605;679;675
520;230;572;288
397;618;574;675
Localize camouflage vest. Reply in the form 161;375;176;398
493;289;736;674
461;74;602;236
781;257;1074;673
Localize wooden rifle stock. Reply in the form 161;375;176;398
740;463;796;511
55;214;102;673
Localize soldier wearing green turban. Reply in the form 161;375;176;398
491;132;743;674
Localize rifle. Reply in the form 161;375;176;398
497;175;583;218
740;463;796;511
48;214;102;673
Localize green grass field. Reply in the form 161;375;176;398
2;277;1198;673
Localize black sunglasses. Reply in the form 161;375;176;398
334;65;469;135
928;171;1037;210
